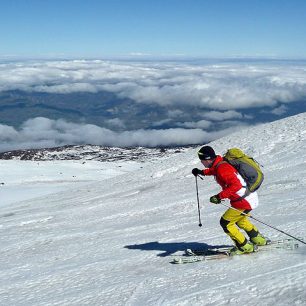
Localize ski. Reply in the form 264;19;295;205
172;253;229;264
185;238;299;256
171;238;301;264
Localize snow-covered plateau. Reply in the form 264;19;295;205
1;113;306;306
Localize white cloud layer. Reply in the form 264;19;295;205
0;117;241;152
1;59;306;110
201;110;243;121
0;59;305;150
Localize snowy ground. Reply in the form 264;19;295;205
0;160;142;208
1;113;306;306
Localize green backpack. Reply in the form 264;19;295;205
223;148;264;192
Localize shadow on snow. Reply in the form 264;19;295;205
124;241;232;257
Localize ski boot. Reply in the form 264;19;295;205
230;242;256;256
250;233;268;246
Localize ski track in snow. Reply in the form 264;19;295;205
1;113;306;305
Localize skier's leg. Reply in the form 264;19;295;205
220;208;249;248
236;210;258;233
237;211;267;245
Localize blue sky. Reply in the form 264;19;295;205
1;0;306;58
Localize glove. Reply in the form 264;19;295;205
192;168;203;177
210;194;221;204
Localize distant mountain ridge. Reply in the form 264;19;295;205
0;144;191;162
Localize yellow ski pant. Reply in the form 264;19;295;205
220;208;258;247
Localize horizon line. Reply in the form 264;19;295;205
1;54;306;62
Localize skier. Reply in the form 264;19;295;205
192;145;267;255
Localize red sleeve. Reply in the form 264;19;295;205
217;164;243;199
203;168;213;176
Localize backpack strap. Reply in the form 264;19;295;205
231;188;251;203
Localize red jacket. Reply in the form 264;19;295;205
203;155;252;210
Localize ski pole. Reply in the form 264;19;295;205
219;201;306;245
195;176;202;227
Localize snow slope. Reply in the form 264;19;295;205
1;113;306;306
0;159;143;208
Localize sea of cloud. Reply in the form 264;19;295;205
1;59;306;109
0;117;245;151
0;59;305;150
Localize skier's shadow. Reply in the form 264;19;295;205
124;241;231;257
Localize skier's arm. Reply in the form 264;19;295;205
203;168;213;176
217;165;243;199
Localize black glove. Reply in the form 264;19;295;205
192;168;203;177
210;194;221;204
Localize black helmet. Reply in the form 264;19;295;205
197;146;216;160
